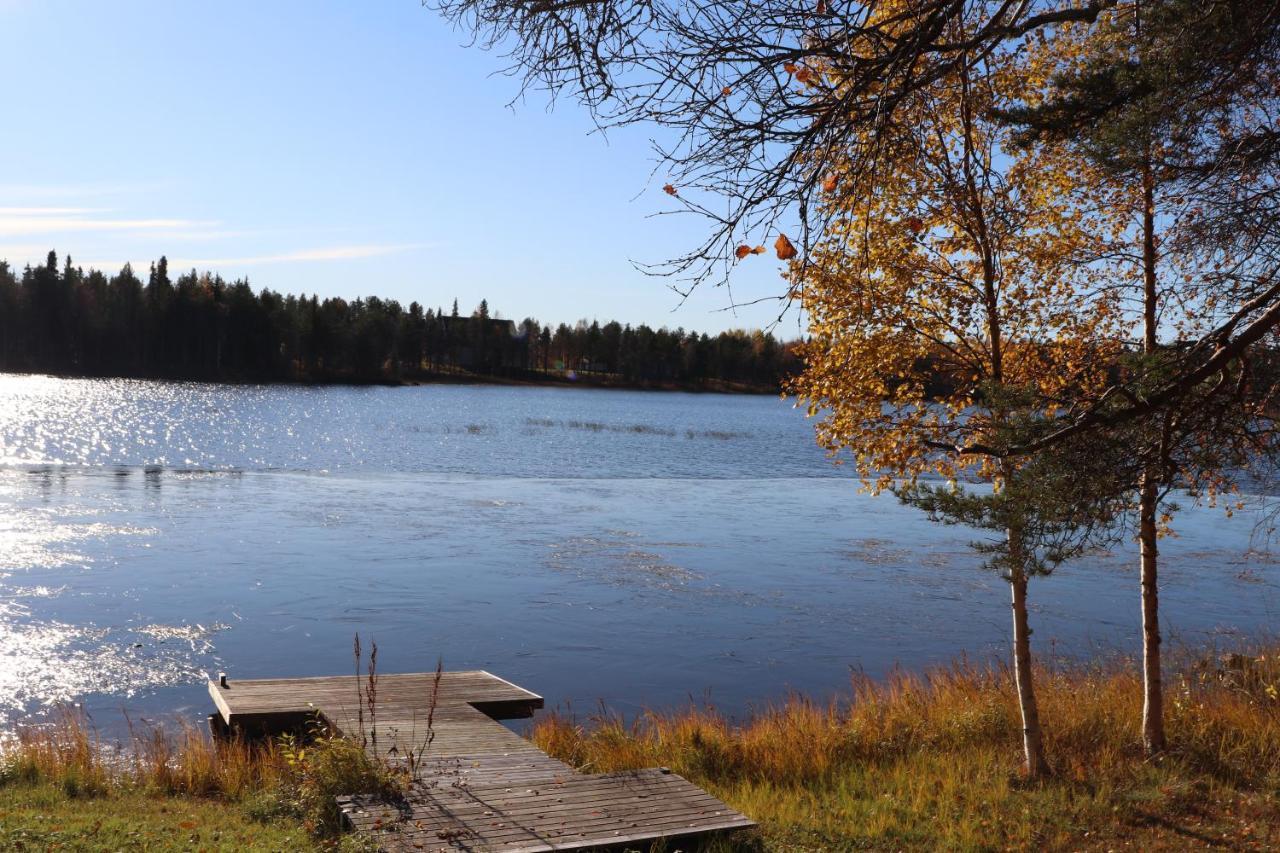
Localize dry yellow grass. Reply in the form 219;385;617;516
1;707;284;800
531;650;1280;850
0;709;392;848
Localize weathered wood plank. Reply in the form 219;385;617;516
341;769;753;850
210;671;754;851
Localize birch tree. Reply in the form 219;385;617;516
788;13;1129;778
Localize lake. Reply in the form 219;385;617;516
0;373;1276;731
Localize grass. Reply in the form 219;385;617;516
0;782;313;852
0;648;1277;851
0;709;390;851
530;649;1280;851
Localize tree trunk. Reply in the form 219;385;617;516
1010;568;1051;779
1142;165;1158;353
1139;156;1166;754
1139;472;1166;753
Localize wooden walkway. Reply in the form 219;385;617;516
209;671;755;851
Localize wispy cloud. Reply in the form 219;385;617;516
0;198;431;273
0;207;107;216
0;215;214;237
170;244;428;267
145;228;263;243
63;244;430;274
0;244;56;263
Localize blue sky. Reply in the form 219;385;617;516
0;0;795;334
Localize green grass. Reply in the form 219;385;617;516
0;782;318;852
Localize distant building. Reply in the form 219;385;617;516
437;315;524;371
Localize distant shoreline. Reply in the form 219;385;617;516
397;367;780;394
0;366;781;395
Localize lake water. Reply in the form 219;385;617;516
0;373;1277;731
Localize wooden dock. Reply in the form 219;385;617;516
209;670;755;851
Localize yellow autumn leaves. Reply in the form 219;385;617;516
789;19;1128;492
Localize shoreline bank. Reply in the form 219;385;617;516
3;644;1277;850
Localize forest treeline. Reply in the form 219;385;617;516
0;251;799;390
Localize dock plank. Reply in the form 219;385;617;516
210;671;754;851
341;770;754;852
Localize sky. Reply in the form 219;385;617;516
0;1;797;335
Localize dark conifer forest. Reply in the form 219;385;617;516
0;251;798;390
